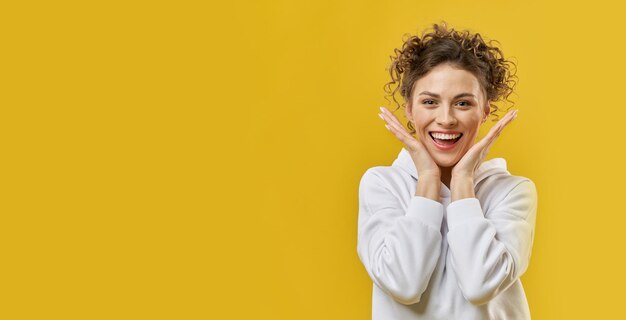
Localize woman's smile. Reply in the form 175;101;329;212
429;131;463;151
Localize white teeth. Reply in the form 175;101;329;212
431;132;462;140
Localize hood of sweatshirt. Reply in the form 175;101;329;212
391;147;510;197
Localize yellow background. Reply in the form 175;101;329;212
1;0;624;319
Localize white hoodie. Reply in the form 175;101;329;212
357;147;537;320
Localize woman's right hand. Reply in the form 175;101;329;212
378;106;441;179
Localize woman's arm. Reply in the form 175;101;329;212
445;179;538;305
357;168;444;305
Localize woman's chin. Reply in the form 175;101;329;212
424;141;465;167
424;145;463;169
432;155;460;168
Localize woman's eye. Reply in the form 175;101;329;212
422;100;435;105
457;101;471;107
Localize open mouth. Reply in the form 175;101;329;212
429;132;463;148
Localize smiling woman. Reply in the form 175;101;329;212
407;63;492;175
357;21;537;320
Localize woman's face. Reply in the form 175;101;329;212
405;63;490;168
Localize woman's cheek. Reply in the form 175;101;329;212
416;131;428;142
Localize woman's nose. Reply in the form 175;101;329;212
436;109;458;127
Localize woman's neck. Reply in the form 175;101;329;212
440;166;452;190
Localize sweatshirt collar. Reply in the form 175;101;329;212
391;147;510;196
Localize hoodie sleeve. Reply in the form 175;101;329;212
356;169;444;305
445;179;538;306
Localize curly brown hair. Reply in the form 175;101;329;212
383;21;518;134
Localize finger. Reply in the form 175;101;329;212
489;109;517;137
492;110;516;133
379;107;426;147
380;113;423;151
474;109;517;150
379;106;408;131
384;122;417;148
379;111;416;142
481;109;518;149
493;109;517;138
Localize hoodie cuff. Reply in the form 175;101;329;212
406;196;444;229
446;197;485;229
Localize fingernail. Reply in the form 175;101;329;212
379;106;385;113
385;124;390;130
378;113;384;120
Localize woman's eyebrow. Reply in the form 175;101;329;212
418;91;476;99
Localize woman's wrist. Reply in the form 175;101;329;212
415;174;441;202
450;175;475;202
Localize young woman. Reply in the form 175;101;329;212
357;22;538;319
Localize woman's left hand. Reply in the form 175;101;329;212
451;109;518;180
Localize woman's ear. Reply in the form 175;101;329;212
405;101;414;124
481;102;490;123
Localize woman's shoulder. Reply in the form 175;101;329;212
476;158;537;203
360;164;415;188
477;169;537;212
486;172;534;188
359;165;417;202
477;158;535;188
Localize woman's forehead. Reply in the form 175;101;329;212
413;65;483;97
